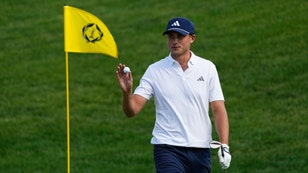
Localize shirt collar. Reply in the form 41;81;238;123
166;51;196;67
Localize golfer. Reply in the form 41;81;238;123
116;17;231;173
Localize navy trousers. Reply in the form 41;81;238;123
154;144;211;173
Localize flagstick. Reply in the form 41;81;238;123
65;52;71;173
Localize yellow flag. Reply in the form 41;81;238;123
64;5;118;58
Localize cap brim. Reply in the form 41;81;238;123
163;28;189;35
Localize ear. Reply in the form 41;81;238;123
190;34;196;43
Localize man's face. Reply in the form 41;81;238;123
166;31;195;58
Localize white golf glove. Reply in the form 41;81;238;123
218;144;231;169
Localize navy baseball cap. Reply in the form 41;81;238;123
163;17;195;35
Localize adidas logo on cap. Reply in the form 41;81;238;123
171;21;180;27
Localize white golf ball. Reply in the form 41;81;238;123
123;67;131;73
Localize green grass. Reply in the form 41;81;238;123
0;0;307;172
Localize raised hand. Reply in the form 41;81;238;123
116;64;133;93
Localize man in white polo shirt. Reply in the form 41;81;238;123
116;17;231;173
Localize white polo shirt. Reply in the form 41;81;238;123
134;52;225;148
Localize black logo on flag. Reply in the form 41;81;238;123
82;23;103;43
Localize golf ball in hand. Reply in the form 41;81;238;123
123;67;131;73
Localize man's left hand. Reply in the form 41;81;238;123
218;144;231;169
